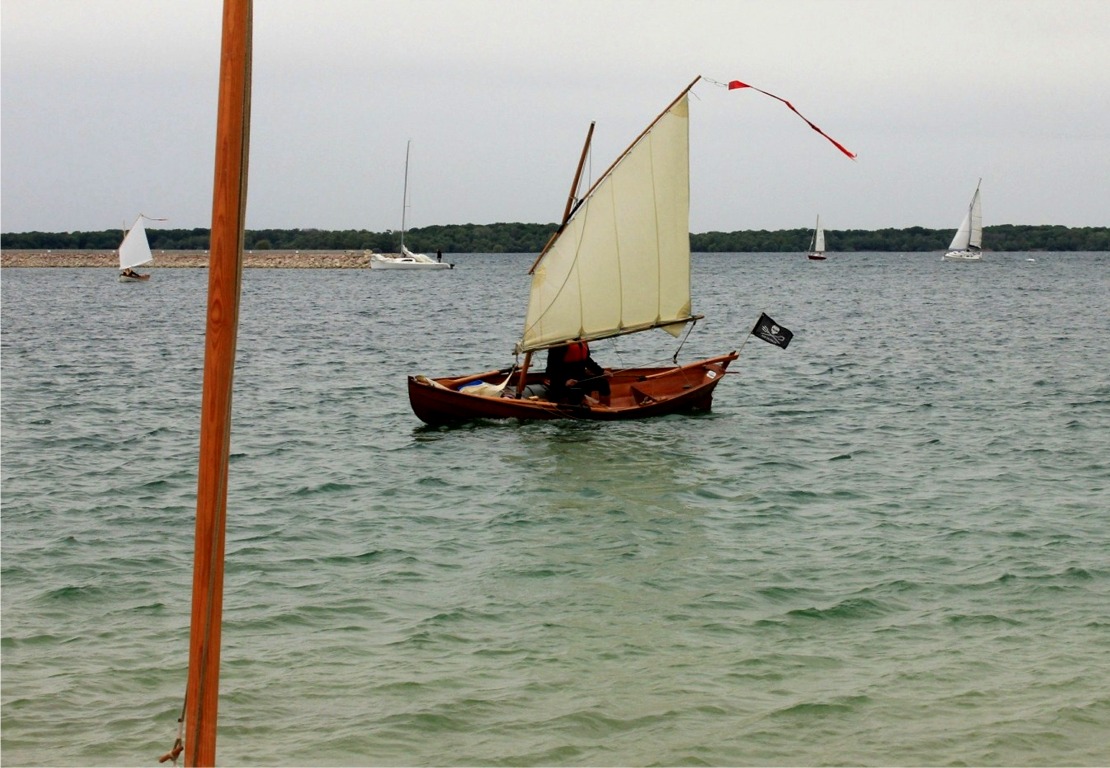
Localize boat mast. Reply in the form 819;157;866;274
400;140;411;251
971;177;982;252
562;122;595;224
532;121;595;272
185;0;251;764
517;123;596;391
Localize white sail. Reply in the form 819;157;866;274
521;89;694;353
811;216;825;253
118;216;153;270
400;245;437;263
948;182;983;252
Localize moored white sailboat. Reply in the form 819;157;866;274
943;179;984;261
370;248;451;269
370;140;452;270
807;215;827;260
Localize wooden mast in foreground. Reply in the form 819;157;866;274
185;0;252;765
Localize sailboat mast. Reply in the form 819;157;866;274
532;121;595;272
562;122;595;224
575;76;700;209
400;140;411;250
970;177;983;251
185;0;251;764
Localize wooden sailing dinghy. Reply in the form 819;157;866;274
409;76;740;424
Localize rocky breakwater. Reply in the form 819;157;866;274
1;250;380;269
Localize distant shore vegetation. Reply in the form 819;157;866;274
3;222;1107;252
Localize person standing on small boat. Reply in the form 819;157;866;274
546;341;610;406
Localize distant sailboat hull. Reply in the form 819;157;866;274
369;249;452;270
409;354;738;425
807;253;827;261
118;272;152;282
942;250;982;262
370;260;453;270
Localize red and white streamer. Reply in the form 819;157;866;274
711;77;856;160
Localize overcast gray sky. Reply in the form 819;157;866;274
2;0;1108;235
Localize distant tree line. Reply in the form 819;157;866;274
3;223;1107;252
691;225;1110;252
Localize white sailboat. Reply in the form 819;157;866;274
117;215;155;282
807;215;827;260
370;140;452;270
943;179;984;262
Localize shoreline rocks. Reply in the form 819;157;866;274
0;250;385;269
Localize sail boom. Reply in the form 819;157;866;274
517;314;703;354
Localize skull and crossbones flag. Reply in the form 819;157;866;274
752;313;793;349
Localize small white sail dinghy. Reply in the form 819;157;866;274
370;141;453;270
807;215;827;260
943;180;984;262
117;215;159;282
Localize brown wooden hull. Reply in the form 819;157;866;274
408;352;739;425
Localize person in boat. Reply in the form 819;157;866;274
545;340;610;406
120;267;140;278
436;249;443;262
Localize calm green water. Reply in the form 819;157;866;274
2;253;1109;766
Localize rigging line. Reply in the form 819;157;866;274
157;698;186;765
671;319;698;364
734;309;765;357
603;341;702;375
